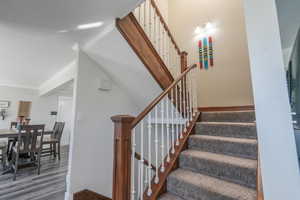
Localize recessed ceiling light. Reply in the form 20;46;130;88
58;30;69;33
77;22;103;30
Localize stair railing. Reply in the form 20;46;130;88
111;64;199;200
133;0;183;78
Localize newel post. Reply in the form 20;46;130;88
181;51;188;73
111;115;135;200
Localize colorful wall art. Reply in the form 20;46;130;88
198;36;214;70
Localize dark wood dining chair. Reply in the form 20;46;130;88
0;141;7;170
11;124;45;180
42;122;65;160
7;122;18;157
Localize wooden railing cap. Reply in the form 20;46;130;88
111;115;135;123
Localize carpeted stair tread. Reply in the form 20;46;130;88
201;111;255;122
180;150;257;188
189;135;258;159
167;169;256;200
196;122;257;139
181;150;257;170
158;193;185;200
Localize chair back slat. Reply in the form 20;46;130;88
10;122;18;129
53;122;65;140
17;125;45;153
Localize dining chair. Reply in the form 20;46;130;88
7;122;18;158
0;141;7;170
42;122;65;160
11;124;45;181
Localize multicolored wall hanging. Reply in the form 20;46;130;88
198;36;214;70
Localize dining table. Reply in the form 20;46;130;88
0;128;54;175
0;129;53;138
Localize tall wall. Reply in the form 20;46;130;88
168;0;254;107
66;51;140;199
243;0;300;199
0;86;59;130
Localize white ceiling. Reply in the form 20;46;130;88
0;0;141;89
276;0;300;49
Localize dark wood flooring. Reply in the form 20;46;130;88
0;146;69;200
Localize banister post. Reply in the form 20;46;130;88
181;51;188;73
111;115;135;200
181;51;188;116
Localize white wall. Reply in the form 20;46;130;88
57;96;73;146
243;0;300;199
66;51;140;199
0;85;59;130
168;0;254;107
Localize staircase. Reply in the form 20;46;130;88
159;111;258;200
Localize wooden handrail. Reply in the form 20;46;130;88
131;64;197;128
150;0;181;55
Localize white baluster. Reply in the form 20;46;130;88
153;8;157;49
148;2;152;42
186;74;190;127
188;73;193;122
194;69;198;114
175;84;180;146
143;1;147;35
166;94;170;162
147;114;152;196
154;106;159;184
158;22;161;57
193;70;197;116
160;99;165;172
171;88;175;154
183;78;187;133
179;81;183;139
140;120;144;200
131;129;136;200
137;156;141;199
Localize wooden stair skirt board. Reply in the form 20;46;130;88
74;190;111;200
116;13;174;90
198;105;255;112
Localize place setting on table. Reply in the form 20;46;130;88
0;117;65;180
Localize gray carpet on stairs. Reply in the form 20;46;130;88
159;111;258;200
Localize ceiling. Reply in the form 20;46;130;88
0;0;140;89
0;0;140;31
276;0;300;49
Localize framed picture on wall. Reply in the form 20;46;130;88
0;101;9;108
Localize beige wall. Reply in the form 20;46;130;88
168;0;254;107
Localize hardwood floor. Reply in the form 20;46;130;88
0;146;69;200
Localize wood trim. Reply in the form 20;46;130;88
257;154;264;200
144;112;201;200
149;0;181;55
132;64;197;128
198;105;255;112
74;190;112;200
111;115;135;200
135;152;157;171
116;13;174;90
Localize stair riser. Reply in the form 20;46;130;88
196;124;257;139
188;138;258;159
179;154;257;188
201;112;255;122
167;176;239;200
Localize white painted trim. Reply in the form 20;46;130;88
39;60;77;96
0;83;38;90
